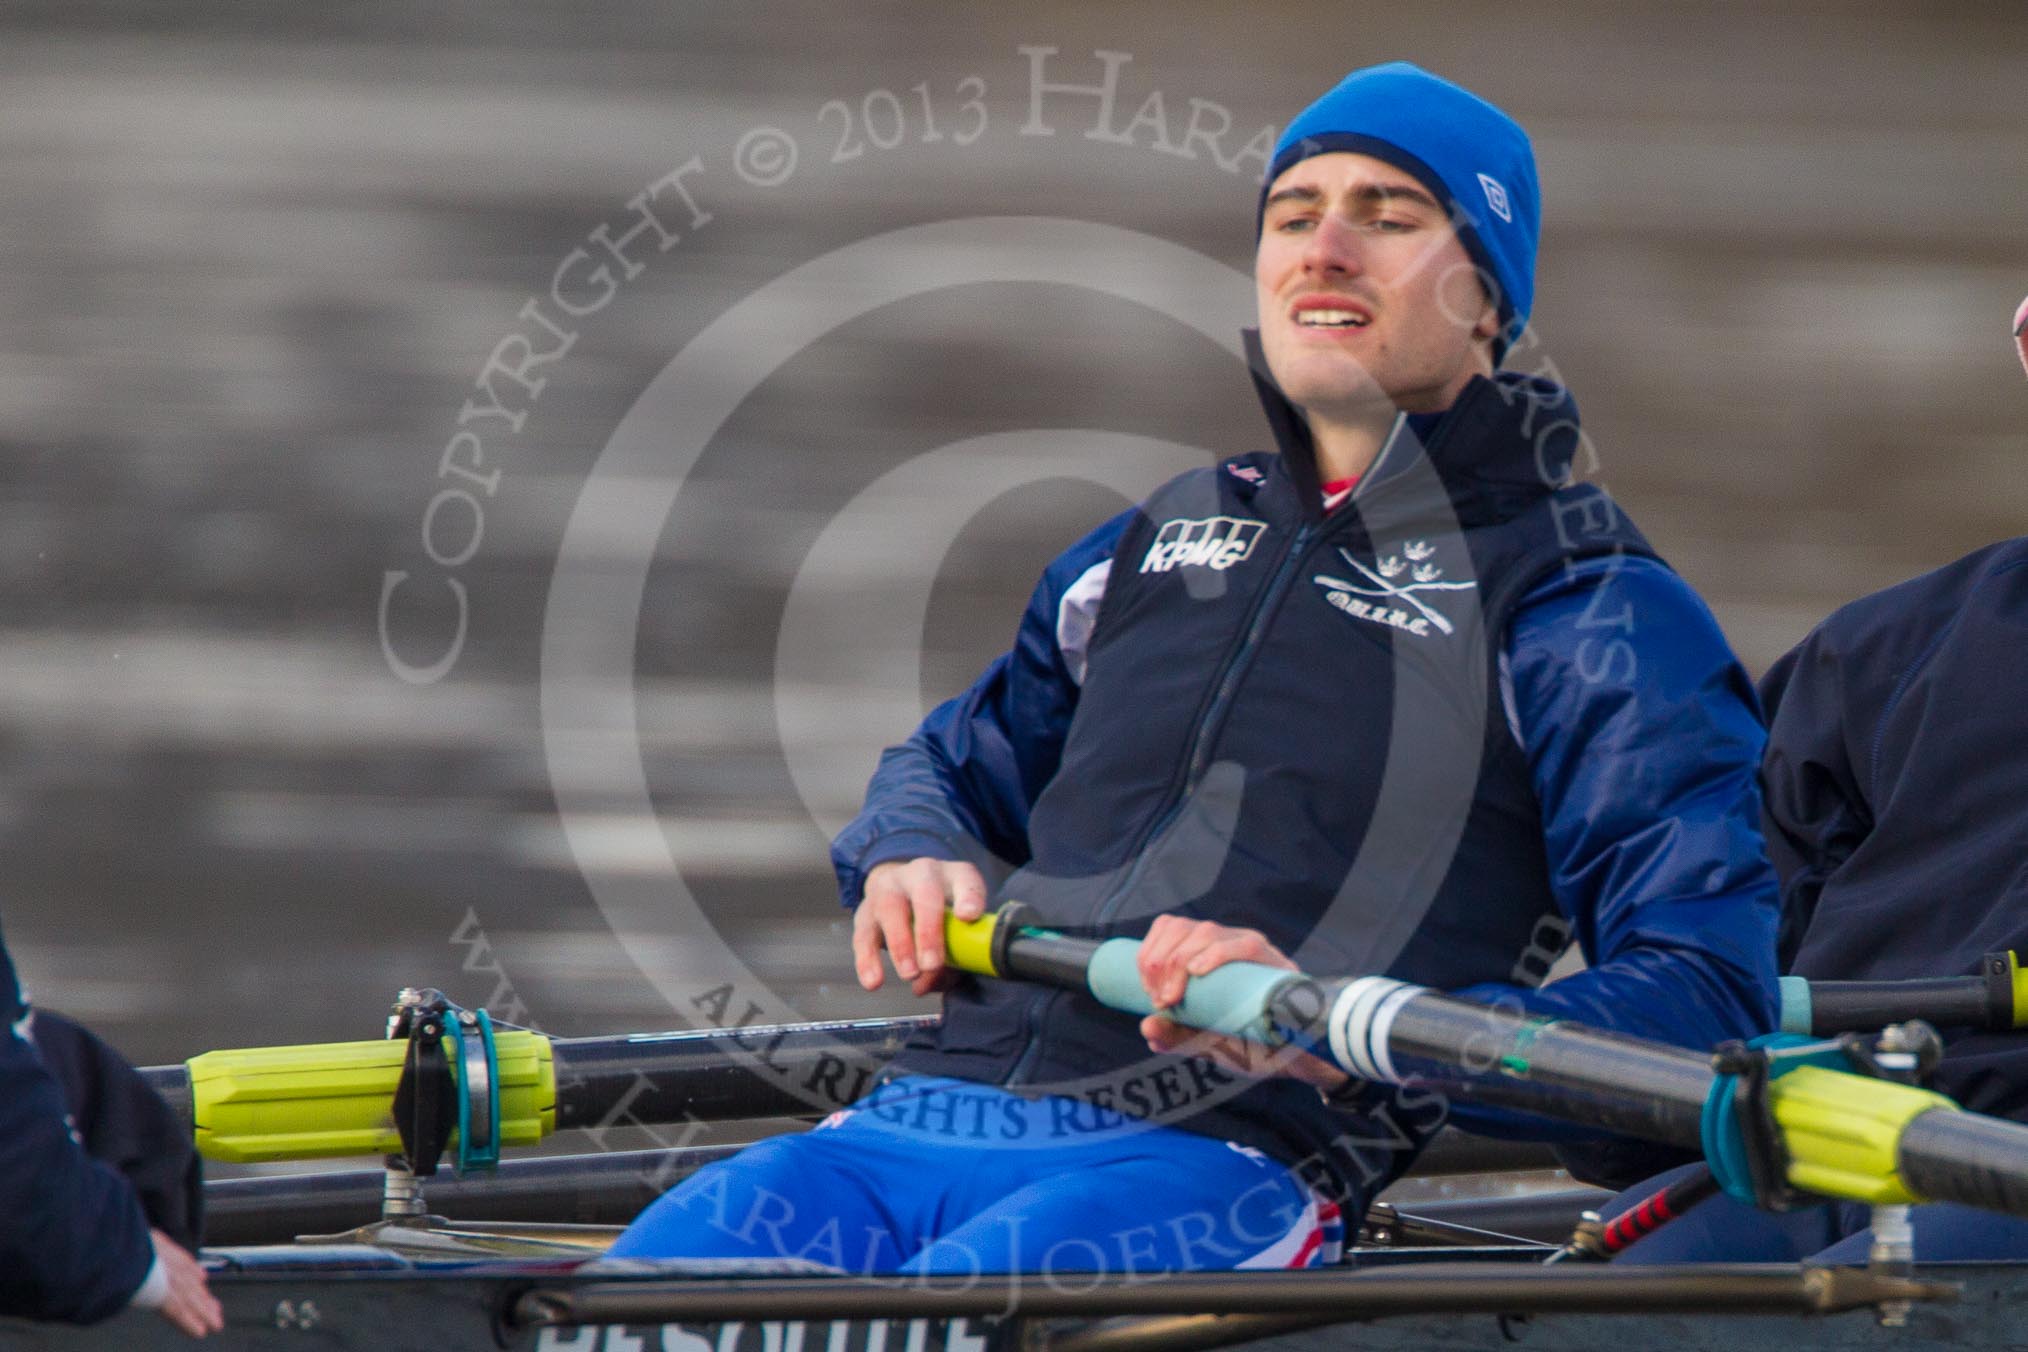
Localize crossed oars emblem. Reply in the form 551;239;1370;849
1314;540;1475;636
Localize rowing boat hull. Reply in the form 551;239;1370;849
4;1259;2022;1352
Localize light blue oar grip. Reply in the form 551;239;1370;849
1778;975;1813;1035
1086;938;1295;1041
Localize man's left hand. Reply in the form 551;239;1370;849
1134;916;1350;1093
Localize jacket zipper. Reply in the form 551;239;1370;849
1002;515;1323;1088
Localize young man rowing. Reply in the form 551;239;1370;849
613;63;1779;1274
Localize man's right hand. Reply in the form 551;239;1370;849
852;858;988;997
149;1228;224;1337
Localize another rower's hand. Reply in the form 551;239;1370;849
1136;916;1349;1093
148;1228;225;1338
853;858;988;997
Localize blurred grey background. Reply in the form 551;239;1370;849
1;2;2024;1067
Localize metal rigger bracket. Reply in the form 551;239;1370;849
1559;1021;1948;1328
380;986;505;1221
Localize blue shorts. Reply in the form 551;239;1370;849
1602;1162;2028;1263
608;1075;1342;1275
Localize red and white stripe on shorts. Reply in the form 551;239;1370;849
1235;1192;1346;1270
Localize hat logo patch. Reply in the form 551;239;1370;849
1477;173;1512;223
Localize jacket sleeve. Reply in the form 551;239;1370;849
829;511;1134;909
0;942;157;1324
1445;555;1781;1149
27;1008;206;1252
1755;630;1873;968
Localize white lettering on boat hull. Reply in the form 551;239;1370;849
535;1318;994;1352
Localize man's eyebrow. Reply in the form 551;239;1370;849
1355;182;1444;213
1262;181;1445;214
1263;184;1323;211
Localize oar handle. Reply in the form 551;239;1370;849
942;908;1302;1043
1778;951;2028;1035
1085;940;1301;1041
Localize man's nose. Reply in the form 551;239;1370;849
1300;215;1365;278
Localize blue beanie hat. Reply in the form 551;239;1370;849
1262;63;1540;360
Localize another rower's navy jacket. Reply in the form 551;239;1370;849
833;352;1779;1201
1762;537;2028;1123
1;922;155;1322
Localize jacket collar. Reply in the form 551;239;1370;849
1240;327;1583;527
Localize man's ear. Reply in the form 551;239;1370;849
1471;297;1501;369
1471;288;1502;345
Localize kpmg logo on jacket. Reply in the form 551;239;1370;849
1139;516;1267;574
1314;540;1476;638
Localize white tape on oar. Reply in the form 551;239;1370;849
1329;976;1413;1082
1365;981;1425;1085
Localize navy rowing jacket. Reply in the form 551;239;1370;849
832;356;1779;1200
1762;537;2028;1122
0;922;155;1323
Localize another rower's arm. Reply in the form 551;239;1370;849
1450;555;1781;1076
1754;622;1872;968
0;965;155;1324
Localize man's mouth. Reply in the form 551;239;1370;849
1295;308;1370;329
1290;297;1373;330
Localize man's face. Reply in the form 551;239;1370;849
1255;152;1497;419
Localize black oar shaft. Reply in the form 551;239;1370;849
1781;952;2024;1035
1372;989;1712;1148
949;910;2028;1221
1000;927;1107;990
142;1016;936;1143
204;1144;740;1244
1803;977;1994;1035
1327;979;2028;1219
1899;1109;2028;1218
545;1015;931;1129
140;1063;192;1120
